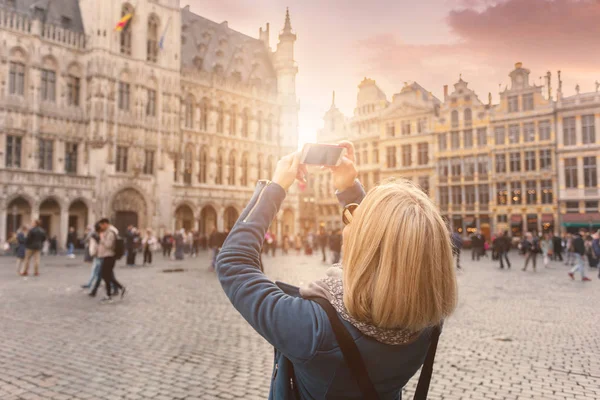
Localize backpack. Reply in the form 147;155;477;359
114;235;126;260
531;238;541;253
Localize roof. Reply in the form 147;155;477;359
181;6;276;86
2;0;84;33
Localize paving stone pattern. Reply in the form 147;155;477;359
0;250;599;399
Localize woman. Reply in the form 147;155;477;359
81;223;103;290
216;142;457;399
294;233;302;256
15;226;28;275
541;233;553;268
585;235;598;269
174;229;185;260
142;229;156;266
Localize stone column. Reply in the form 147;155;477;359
0;207;7;242
60;207;69;250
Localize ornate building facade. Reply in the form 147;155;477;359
309;63;600;238
0;0;299;246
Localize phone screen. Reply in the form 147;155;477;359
303;145;344;166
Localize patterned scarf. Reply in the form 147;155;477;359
299;265;417;345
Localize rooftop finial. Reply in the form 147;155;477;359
283;7;292;33
331;90;336;107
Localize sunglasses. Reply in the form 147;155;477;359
342;203;359;225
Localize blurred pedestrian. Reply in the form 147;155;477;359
21;220;46;276
451;231;463;270
494;231;512;269
143;229;156;266
174;229;185;260
90;218;126;302
15;226;27;275
209;227;220;269
564;233;574;266
162;232;173;258
522;232;540;272
49;236;57;255
329;229;342;264
282;233;290;255
319;229;328;262
585;233;598;269
552;232;563;261
294;233;302;256
568;229;591;281
470;230;483;261
66;227;77;258
541;233;553;268
81;223;103;290
125;225;136;266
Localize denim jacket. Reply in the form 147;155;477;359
216;180;433;399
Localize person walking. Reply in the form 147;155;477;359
282;233;290;255
21;220;46;276
66;227;77;258
585;234;598;269
215;145;457;399
451;231;463;270
125;225;136;266
192;231;200;257
142;229;156;266
318;229;328;262
541;233;553;268
174;229;185;260
209;228;221;269
90;218;125;302
162;232;173;258
329;228;342;264
81;223;103;290
494;231;512;269
294;233;302;256
522;232;539;272
15;226;28;275
568;229;591;281
552;232;563;262
470;230;483;261
592;230;600;278
564;233;574;266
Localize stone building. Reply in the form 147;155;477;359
0;0;299;247
308;63;600;238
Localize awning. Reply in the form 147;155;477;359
563;222;600;228
510;214;522;224
464;216;475;225
562;213;600;223
542;214;554;223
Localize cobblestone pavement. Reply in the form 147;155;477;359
0;250;599;400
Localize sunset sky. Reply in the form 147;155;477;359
187;0;600;144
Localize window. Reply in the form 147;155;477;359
510;152;521;172
147;15;159;62
523;123;535;142
228;152;236;185
417;143;428;165
215;152;223;184
451;158;462;177
118;82;130;110
497;183;508;205
240;154;248;186
541;180;553;204
464;109;472;127
564;158;578;188
582;115;596;144
242;109;249;137
465;185;475;205
464;157;475;178
438;158;449;178
525;151;536;171
585;201;598;213
511;181;522;204
418;176;429;194
64;142;78;174
451;187;462;205
522;93;534;111
463;130;473;148
373;147;379;164
438;133;447;151
477;157;488;176
494;126;505;145
402;145;412;167
563;117;576;146
40;69;56;102
401;120;411;135
217;103;224;133
479;184;489;205
439;187;449;207
198;148;208;183
266;115;273;141
477;128;487;147
584;156;597;188
386;122;395;137
451;131;460;149
5;135;22;168
183;146;193;185
508;124;520;143
146;89;156;116
386;147;396;168
526;180;537;204
417;118;427;133
38;139;53;171
116;146;128;172
143;150;154;175
67;75;80;106
538;120;551;141
539;149;552;170
120;5;133;55
496;154;507;173
173;156;179;181
451;110;459;129
566;201;579;213
508;95;519;112
9;61;25;95
497;215;508;223
256;111;263;140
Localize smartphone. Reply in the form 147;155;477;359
300;143;345;166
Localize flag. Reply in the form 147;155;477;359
115;13;133;32
159;17;171;50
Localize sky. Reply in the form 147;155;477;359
186;0;600;145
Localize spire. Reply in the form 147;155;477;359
283;7;292;33
331;90;336;108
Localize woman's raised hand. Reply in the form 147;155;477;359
272;152;307;191
330;140;358;192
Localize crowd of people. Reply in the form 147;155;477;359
259;229;343;264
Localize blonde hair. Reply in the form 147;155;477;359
342;179;457;332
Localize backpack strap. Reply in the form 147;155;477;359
308;296;380;399
413;325;441;400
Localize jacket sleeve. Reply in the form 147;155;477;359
336;180;366;207
216;181;328;362
102;229;116;251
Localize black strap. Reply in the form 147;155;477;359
309;296;441;400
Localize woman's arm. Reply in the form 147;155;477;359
336;180;366;207
216;180;326;362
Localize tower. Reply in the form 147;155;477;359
274;8;299;152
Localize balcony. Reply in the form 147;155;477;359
479;204;489;212
452;204;462;212
465;204;475;212
451;176;461;183
0;169;95;189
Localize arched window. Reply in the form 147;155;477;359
257;155;262;180
464;108;472;127
256;111;263;140
217;102;224;133
200;98;209;131
266;114;273;141
215;150;224;184
183;145;193;185
229;105;237;135
120;4;134;55
147;14;159;62
242;108;249;137
184;95;194;128
228;151;236;185
241;153;249;186
451;110;459;129
198;147;208;183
